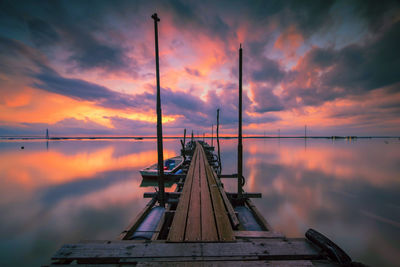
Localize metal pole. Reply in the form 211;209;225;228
151;13;165;207
238;44;243;198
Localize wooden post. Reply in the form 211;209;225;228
151;13;165;207
211;124;214;147
191;130;194;142
183;128;186;145
181;128;187;157
216;109;221;174
238;44;243;198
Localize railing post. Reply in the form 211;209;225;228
217;109;222;174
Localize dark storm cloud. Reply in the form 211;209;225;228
322;21;400;92
251;57;285;84
27;18;60;47
33;67;150;110
259;19;400;111
252;87;284;113
0;0;134;73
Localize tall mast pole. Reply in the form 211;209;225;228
211;124;214;147
238;44;243;199
151;13;165;207
216;109;221;174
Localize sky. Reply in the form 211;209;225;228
0;0;399;137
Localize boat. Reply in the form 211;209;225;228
140;155;184;179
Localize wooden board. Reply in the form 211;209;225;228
167;147;199;242
185;148;201;241
52;239;322;261
199;150;218;241
168;142;235;242
234;231;285;239
203;148;235;242
136;260;316;266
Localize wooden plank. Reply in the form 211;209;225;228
199;149;218;241
245;199;272;231
202;147;234;242
184;147;201;241
52;239;322;260
208;167;240;229
227;192;262;198
218;174;238;178
234;231;284;239
167;146;199;242
200;145;240;229
136;260;315;266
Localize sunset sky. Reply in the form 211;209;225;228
0;0;399;137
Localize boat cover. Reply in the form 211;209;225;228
129;206;165;240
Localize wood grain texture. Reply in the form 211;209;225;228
52;239;321;260
167;146;199;242
199;149;218;241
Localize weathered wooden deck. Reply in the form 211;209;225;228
167;143;235;242
49;142;340;266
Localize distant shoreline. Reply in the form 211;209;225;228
1;136;399;141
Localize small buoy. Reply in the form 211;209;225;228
21;146;24;149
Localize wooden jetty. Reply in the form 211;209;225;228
50;141;358;266
49;13;363;266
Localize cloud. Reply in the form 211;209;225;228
185;67;201;77
32;67;150;110
251;57;286;84
252;86;284;113
27;18;60;47
1;0;400;136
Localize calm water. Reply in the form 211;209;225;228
0;138;399;266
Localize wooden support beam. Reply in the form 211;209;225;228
227;192;262;199
218;174;238;178
144;192;181;199
52;239;323;261
245;199;272;231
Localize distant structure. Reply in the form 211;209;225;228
305;125;307;138
46;129;49;140
278;129;280;138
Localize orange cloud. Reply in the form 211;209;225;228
274;25;304;62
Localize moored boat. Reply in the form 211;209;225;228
140;155;184;179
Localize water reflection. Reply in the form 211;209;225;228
0;138;399;267
219;138;400;267
0;139;178;266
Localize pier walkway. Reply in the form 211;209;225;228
50;142;339;266
167;142;235;242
